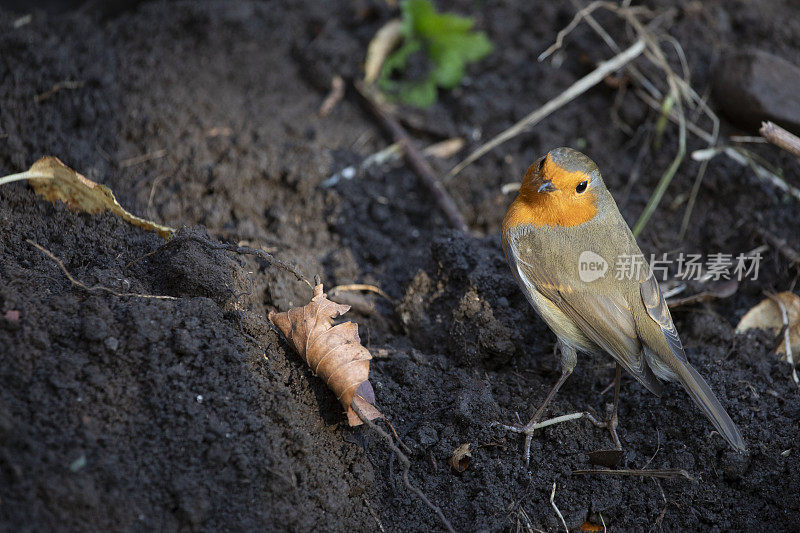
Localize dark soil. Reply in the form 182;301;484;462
2;1;799;531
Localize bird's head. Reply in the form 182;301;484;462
511;147;607;228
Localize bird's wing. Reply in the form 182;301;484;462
639;273;687;363
513;253;663;395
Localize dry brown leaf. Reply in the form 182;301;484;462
364;18;403;84
736;291;800;356
0;156;175;239
269;283;382;426
449;443;472;472
422;137;465;160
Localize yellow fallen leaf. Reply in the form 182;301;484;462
736;291;800;356
0;156;175;239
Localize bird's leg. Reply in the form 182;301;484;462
607;363;622;450
497;343;577;465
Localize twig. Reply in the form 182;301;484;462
765;292;800;386
760;121;800;160
166;231;313;288
27;240;177;300
447;39;645;179
329;284;392;301
754;227;800;265
321;142;404;188
550;482;568;533
692;147;800;203
354;80;469;233
119;149;167;168
34;80;85;103
572;468;695;481
352;402;455;533
362;497;386;533
319;75;345;117
320;137;463;188
635;88;713;143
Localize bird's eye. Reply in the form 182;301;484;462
576;180;588;193
538;158;545;172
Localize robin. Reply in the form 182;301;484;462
499;147;745;464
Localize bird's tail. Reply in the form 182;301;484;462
674;361;746;452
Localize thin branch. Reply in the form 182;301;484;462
693;147;800;203
572;468;695;481
27;240;177;300
448;39;646;179
754;227;800;266
351;402;455;533
760;121;800;160
354;80;469;233
550;482;568;533
34;80;85;103
119;149;167;168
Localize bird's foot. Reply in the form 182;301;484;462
493;412;593;466
584;404;622;450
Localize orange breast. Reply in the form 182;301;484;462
502;189;597;233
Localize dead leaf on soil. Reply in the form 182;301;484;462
364;18;403;84
736;291;800;356
449;443;472;472
0;156;175;239
268;283;382;426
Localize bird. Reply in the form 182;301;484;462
499;146;745;464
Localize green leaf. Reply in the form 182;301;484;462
377;0;492;108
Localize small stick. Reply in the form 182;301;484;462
760;121;800;160
319;75;345;117
27;240;177;300
572;468;695;481
362;497;386;533
34;80;85;103
550;482;568;533
765;292;800;387
119;149;167;168
447;39;646;179
351;402;455;533
754;227;800;265
354;80;470;233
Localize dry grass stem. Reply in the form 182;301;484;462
550;482;568;533
448;39;645;179
28;240;177;300
34;80;85;103
572;468;695;481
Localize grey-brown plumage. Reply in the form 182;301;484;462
502;147;745;453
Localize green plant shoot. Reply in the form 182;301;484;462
379;0;493;107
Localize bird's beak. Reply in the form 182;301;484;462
537;180;556;193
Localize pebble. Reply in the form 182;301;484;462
712;48;800;133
